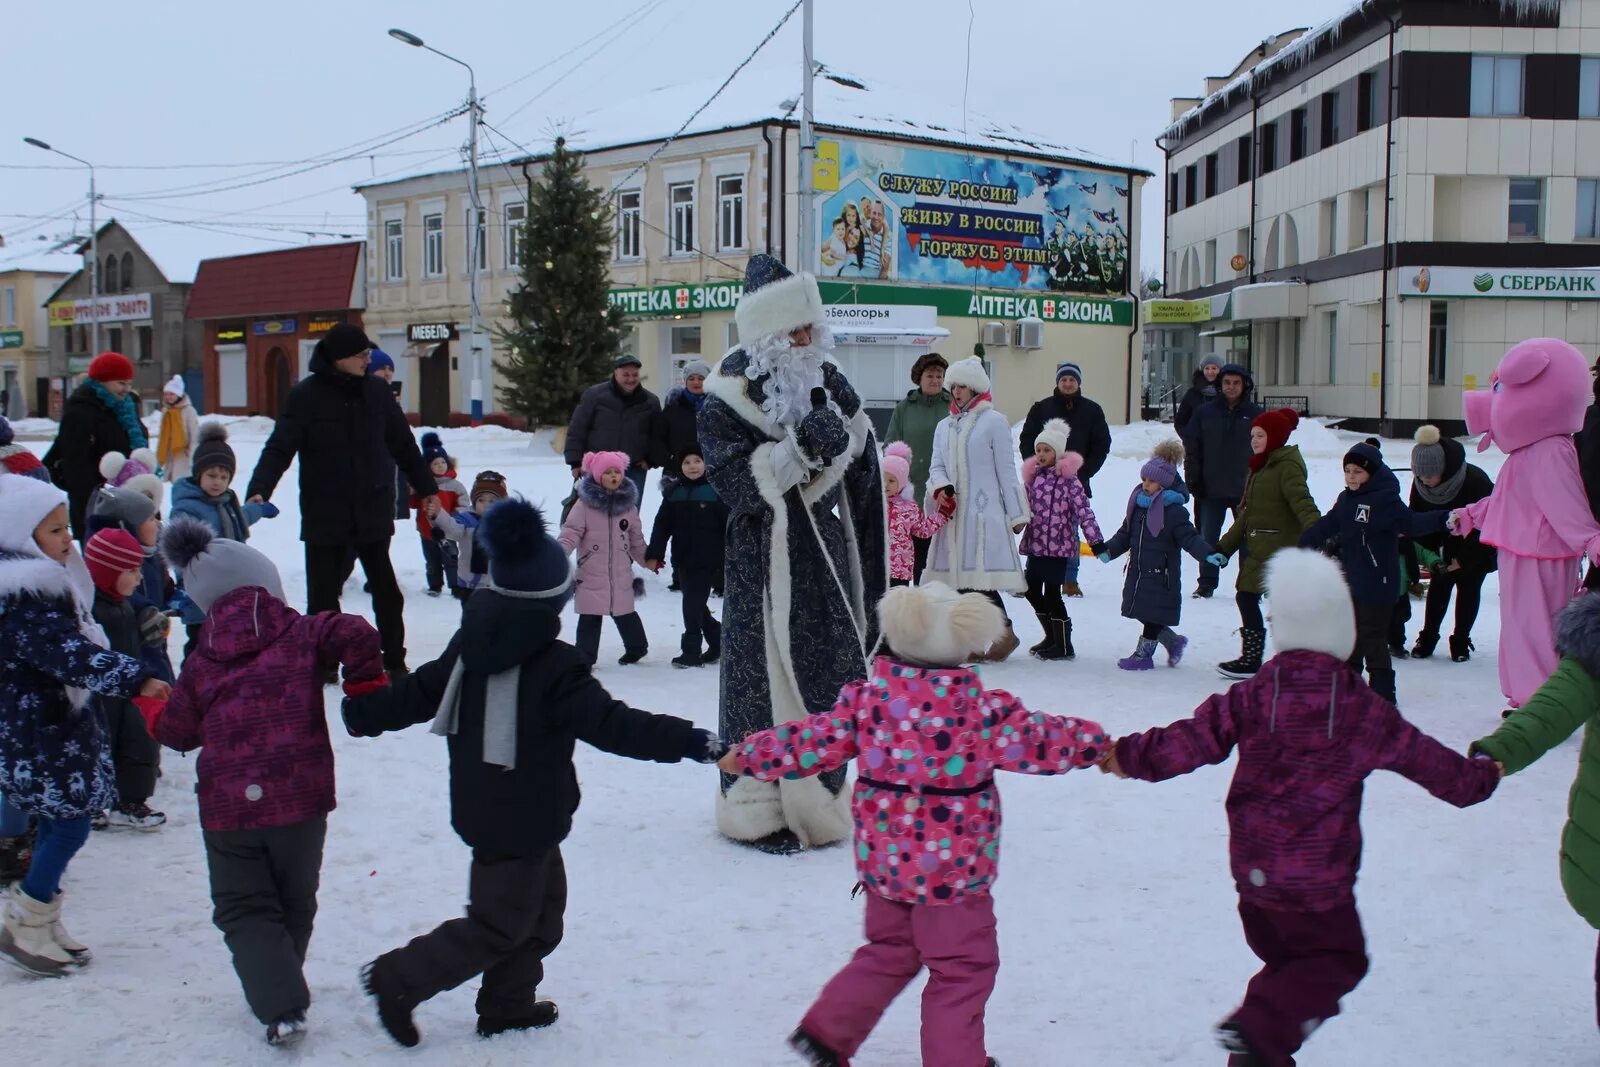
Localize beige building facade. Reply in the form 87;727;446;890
0;260;72;417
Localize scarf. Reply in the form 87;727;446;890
88;380;148;450
1413;461;1468;507
1248;445;1276;472
1128;488;1185;537
950;390;994;417
683;389;708;414
157;402;188;467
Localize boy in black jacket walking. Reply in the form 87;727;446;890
343;498;724;1048
645;448;729;668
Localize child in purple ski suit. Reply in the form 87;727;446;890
719;582;1107;1067
1019;417;1102;660
1102;548;1501;1067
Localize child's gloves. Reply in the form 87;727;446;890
936;494;957;517
688;730;728;764
342;674;390;699
132;695;166;734
255;501;279;519
1088;541;1106;557
1205;552;1228;568
1096;553;1111;564
136;604;167;646
455;512;479;530
166;587;192;616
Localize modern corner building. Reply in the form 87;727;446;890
1152;0;1600;434
355;68;1149;428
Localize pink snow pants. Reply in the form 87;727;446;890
1497;552;1580;707
800;890;998;1067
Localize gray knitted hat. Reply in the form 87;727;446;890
89;485;157;532
1411;425;1447;480
161;515;285;614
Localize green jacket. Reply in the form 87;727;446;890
1215;444;1322;594
884;388;951;503
1474;617;1600;929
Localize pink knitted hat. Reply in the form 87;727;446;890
583;451;630;479
881;442;912;499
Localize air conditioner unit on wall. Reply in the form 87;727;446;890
1013;317;1044;350
981;321;1009;347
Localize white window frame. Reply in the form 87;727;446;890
1470;54;1524;117
382;209;405;282
466;206;487;274
667;181;697;257
421;200;446;278
615;188;642;261
1509;177;1543;240
716;174;747;252
503;199;527;269
1;287;14;327
1580;179;1600;240
1582;57;1600;118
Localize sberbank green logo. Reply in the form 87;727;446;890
1473;272;1495;293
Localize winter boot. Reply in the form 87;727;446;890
1411;631;1440;659
1216;1020;1269;1066
1035;618;1074;661
362;959;420;1048
0;885;73;977
48;891;90;967
672;634;704;669
1063;581;1084;598
1058;617;1075;660
0;832;31;886
266;1010;307;1048
1117;637;1158;671
106;801;166;832
747;829;803;856
1368;667;1398;704
986;622;1021;662
1217;627;1267;680
478;1000;559;1037
1450;635;1475;663
788;1027;849;1067
703;619;722;664
1191;585;1214;599
617;647;648;666
1157;628;1188;667
1028;613;1054;655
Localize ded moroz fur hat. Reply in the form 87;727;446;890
734;254;825;344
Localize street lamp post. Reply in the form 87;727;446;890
389;28;485;423
24;137;99;355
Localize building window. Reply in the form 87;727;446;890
668;181;696;256
1168;173;1179;213
384;218;404;281
1321;197;1340;258
504;202;526;268
1580;180;1600;239
1258;122;1278;176
1;287;13;327
1471;55;1524;117
616;190;642;259
1324;310;1338;385
106;326;123;354
670;324;701;355
103;255;118;294
1289;108;1308;162
1236;136;1251;183
1184;164;1198;205
1357;72;1378;133
120;252;133;293
1428;302;1448;385
1582;57;1600;118
716;175;745;251
1509;178;1543;239
1321;89;1342;146
423;213;444;276
1203;153;1218;197
1204;239;1217;285
467;207;487;272
137;325;153;363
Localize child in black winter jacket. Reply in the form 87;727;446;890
645;448;730;668
1298;441;1448;703
343;497;724;1049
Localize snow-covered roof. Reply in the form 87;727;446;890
0;247;80;276
361;64;1146;191
1161;0;1563;142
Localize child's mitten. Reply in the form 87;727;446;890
137;604;167;646
687;730;728;764
258;501;280;519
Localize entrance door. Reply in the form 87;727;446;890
263;347;292;417
419;342;450;427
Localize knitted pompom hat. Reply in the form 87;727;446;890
420;432;449;468
582;451;629;479
878;582;1005;666
1140;457;1178;489
191;422;236;477
84;528;146;595
1252;408;1300;455
161;515;285;614
478;497;574;602
1411;425;1447;480
1150;438;1185;468
1034;418;1069;458
99;447;163;507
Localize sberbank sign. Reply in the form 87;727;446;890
1402;266;1600;300
607;278;1132;326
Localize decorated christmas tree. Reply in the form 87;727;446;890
495;136;626;428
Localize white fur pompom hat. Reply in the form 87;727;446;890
1265;548;1356;660
944;356;990;396
99;447;163;509
878;582;1006;665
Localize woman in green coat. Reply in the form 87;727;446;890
1473;591;1600;1028
1212;408;1321;678
884;352;950;581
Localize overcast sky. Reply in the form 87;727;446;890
5;0;1353;285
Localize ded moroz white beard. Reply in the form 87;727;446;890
743;323;839;431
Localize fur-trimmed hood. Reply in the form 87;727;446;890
0;549;83;611
1021;451;1085;484
1557;593;1600;677
575;473;640;516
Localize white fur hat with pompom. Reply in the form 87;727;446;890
878;582;1005;665
98;447;163;509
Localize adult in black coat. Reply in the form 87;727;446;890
343;499;718;1045
1017;361;1112;497
44;352;146;539
1181;363;1263;596
1578;361;1600;589
649;357;710;486
564;354;661;499
1407;426;1496;659
246;324;438;673
1173;354;1223;436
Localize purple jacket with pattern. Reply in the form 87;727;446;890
1115;649;1499;911
1019;454;1103;559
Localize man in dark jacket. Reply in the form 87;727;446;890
1018;362;1112;496
1182;363;1263;597
564;354;661;499
246;324;437;674
344;498;721;1048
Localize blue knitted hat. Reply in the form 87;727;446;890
420;432;449;468
368;348;394;374
479;497;574;603
1056;362;1083;384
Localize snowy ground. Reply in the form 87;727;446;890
2;416;1594;1066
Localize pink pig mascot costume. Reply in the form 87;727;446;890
1453;338;1600;708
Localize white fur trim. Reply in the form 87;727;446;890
880;583;1005;665
1265;549;1357;660
771;435;817;494
0;478;68;555
716;775;787;840
779;776;853;848
735;271;825;344
0;556;79;604
945;356;990;395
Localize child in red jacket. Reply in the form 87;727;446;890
152;517;386;1048
1101;548;1501;1067
410;433;464;596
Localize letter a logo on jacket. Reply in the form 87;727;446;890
1356;504;1371;524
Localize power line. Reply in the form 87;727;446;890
495;0;671;129
0;148;462;173
486;0;667;99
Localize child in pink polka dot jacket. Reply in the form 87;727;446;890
718;581;1107;1067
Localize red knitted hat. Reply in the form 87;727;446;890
84;528;145;596
1252;407;1300;454
88;351;136;383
